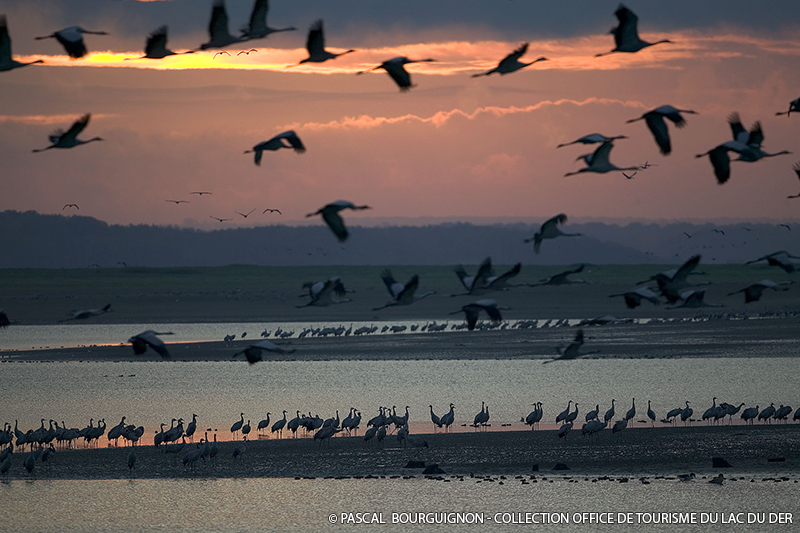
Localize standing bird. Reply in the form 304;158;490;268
374;270;435;310
647;400;656;425
624;399;636;423
128;330;172;359
429;405;442;430
233;339;295;364
244;130;305;165
525;214;582;254
450;299;503;330
128;26;194;60
230;413;244;438
472;43;547;77
544;330;597;364
557;133;626;149
0;310;9;328
604;400;616;423
271;411;287;437
728;280;792;303
358;56;436;91
305;200;370;242
240;0;296;40
680;401;693;424
35;26;108;59
0;16;44;72
776;97;800;117
609;286;661;308
788;163;800;199
564;141;639;177
199;0;246;50
595;4;671;57
32;114;102;153
440;404;455;431
626;106;696;155
296;20;354;65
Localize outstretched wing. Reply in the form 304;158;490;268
62;114;91;143
278;130;306;153
613;5;639;48
0;15;13;63
306;20;325;55
145;26;168;56
321;209;347;241
498;42;527;69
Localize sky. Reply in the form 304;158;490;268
1;0;800;229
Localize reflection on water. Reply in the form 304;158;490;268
1;477;798;532
1;358;798;441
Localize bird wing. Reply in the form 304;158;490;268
498;42;527;68
252;339;293;354
489;263;521;288
473;257;494;290
384;62;412;90
747;122;764;149
644;113;671;155
453;265;471;290
707;145;731;184
544;213;568;230
0;16;12;63
332;278;347;298
673;254;701;283
321;209;348;241
62;114;91;142
766;256;795;273
481;302;502;323
278;130;306;153
591;141;614;166
463;306;479;330
728;113;747;143
208;1;230;41
247;0;269;35
380;269;400;297
138;331;170;359
306;20;325;55
145;26;168;56
397;275;419;302
613;5;639;48
794;162;800;180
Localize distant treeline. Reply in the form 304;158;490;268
0;210;795;268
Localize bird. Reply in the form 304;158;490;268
263;208;282;214
745;251;798;273
585;404;600;422
638;254;705;303
780;223;792;231
525;214;582;254
0;16;44;72
165;199;190;204
358;57;435;91
440;404;455;431
241;420;251;438
626;106;696;155
127;26;194;60
776;97;800;117
296;20;355;65
453;257;522;294
564;141;639;177
240;0;296;40
668;289;721;309
429;405;442;430
237;49;258;56
61;304;112;322
244;131;305;165
214;51;230;58
624;399;636;422
35;26;108;59
728;280;792;303
230;413;244;438
556;401;573;424
236;209;256;218
191;191;212;196
612;419;628;434
0;310;9;328
32;114;102;152
529;265;586;287
788;163;800;199
741;405;759;425
306;200;370;242
298;277;351;307
647;401;656;425
473;402;489;430
558;422;573;439
622;171;636;179
609;287;660;309
709;474;724;485
199;0;246;50
210;216;231;222
450;299;503;330
233;339;295;364
556;133;626;149
595;4;671;57
374;270;435;310
185;414;198;441
232;437;247;458
544;330;597;364
680;401;693;424
271;411;287;437
62;204;79;210
472;43;547;77
604;400;616;423
128;330;172;359
758;403;776;422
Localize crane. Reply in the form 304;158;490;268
543;330;597;364
232;339;295;364
306;200;370;242
529;265;586;287
776;97;800;117
564;141;639;177
199;0;246;50
595;5;671;57
374;270;435;310
0;16;44;71
128;26;194;60
296;20;354;64
728;280;792;303
557;133;626;148
450;299;503;330
525;213;581;254
128;330;172;359
358;57;435;91
472;42;547;77
244;130;305;165
609;286;660;308
32;114;103;152
626;105;696;155
240;0;296;40
35;26;107;59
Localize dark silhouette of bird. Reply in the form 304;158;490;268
529;265;586;287
543;330;598;364
236;209;256;218
472;43;546;77
776;97;800;117
596;4;671;57
306;200;370;242
358;57;435;91
237;49;258;55
240;0;296;40
62;204;79;210
128;330;172;359
296;20;354;65
199;0;246;50
214;51;230;58
35;26;108;59
244;130;305;165
728;280;792;303
210;216;231;222
746;251;797;273
298;277;352;307
622;171;636;179
525;214;581;254
263;208;282;214
191;191;212;196
233;339;295;364
61;304;112;322
626;105;696;155
557;133;626;148
668;289;721;309
609;286;660;308
0;16;44;72
638;255;706;303
788;163;800;198
454;257;522;294
32;114;102;152
565;141;639;176
450;299;503;330
374;270;435;310
127;26;194;60
0;310;9;328
165;199;190;204
780;224;791;231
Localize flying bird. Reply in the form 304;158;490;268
622;171;636;179
525;214;582;254
210;216;231;222
305;200;370;242
556;133;626;148
745;251;797;273
214;51;230;58
61;304;112;322
263;208;282;214
298;277;352;307
199;0;246;50
788;163;800;199
638;254;706;303
127;26;194;60
529;265;586;287
776;97;800;117
35;26;108;59
236;209;256;218
373;270;435;311
564;141;639;176
453;257;522;294
472;43;547;77
237;49;258;56
609;287;661;308
240;0;296;40
626;105;696;155
32;114;102;152
543;330;598;364
595;4;671;57
0;16;44;72
165;199;190;204
233;339;295;364
358;57;435;91
128;330;172;359
728;280;792;303
62;204;79;210
244;130;305;165
668;289;720;309
450;299;503;330
296;20;355;65
191;191;212;196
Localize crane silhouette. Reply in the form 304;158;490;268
128;330;172;359
557;133;626;148
525;214;582;254
240;0;296;40
127;26;194;60
374;270;435;310
32;114;102;152
233;339;295;364
306;200;370;242
626;105;696;155
244;130;305;165
595;5;671;57
472;43;546;77
564;141;639;176
199;0;246;50
0;16;44;71
450;299;503;330
295;20;354;65
35;26;108;59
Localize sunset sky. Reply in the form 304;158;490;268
1;0;799;229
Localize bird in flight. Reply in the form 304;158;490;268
199;0;246;50
776;97;800;117
35;26;108;59
214;51;230;58
33;114;102;153
373;270;436;311
622;171;636;179
626;105;696;155
595;4;671;57
128;330;172;359
240;0;296;40
306;200;370;242
233;339;295;364
543;330;598;364
295;20;355;65
788;163;800;199
127;26;194;60
0;16;44;72
780;223;791;231
358;57;436;91
244;130;305;165
565;141;639;177
557;133;626;149
263;208;282;214
62;204;79;210
191;191;213;196
236;209;256;218
472;43;547;77
165;199;190;204
237;49;258;56
210;216;232;222
525;214;581;254
450;299;503;331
